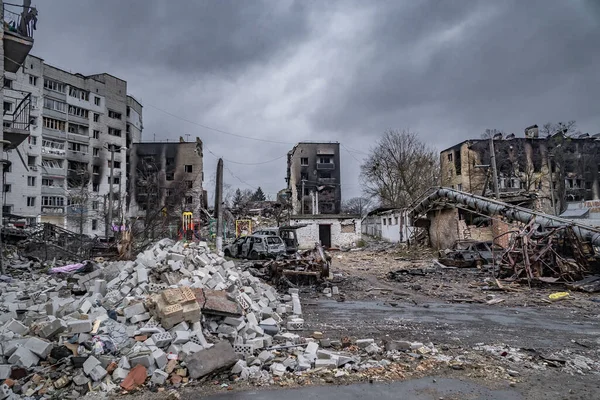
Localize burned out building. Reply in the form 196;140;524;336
1;52;140;237
286;142;341;215
128;138;205;235
440;126;600;215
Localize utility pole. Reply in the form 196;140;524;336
107;146;115;239
489;137;500;199
215;158;224;253
548;154;556;215
315;189;319;215
301;179;306;215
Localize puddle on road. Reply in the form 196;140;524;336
202;377;523;400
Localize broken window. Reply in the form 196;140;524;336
166;157;175;166
108;110;122;120
300;172;308;180
43;117;66;131
93;183;99;192
454;151;461;175
185;165;193;173
3;102;12;112
27;176;36;186
108;127;122;137
68;86;89;101
93;166;100;175
3;184;11;193
92;220;98;230
186;196;193;204
166;172;174;181
29;75;37;86
27;197;36;207
186;180;193;189
28;156;36;166
318;156;332;164
92;201;99;210
383;218;387;225
68;105;89;119
68;142;88;152
93;130;100;139
447;153;453;162
93;113;100;122
94;96;101;106
300;157;308;166
28;136;37;145
93;148;100;157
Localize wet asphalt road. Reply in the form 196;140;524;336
199;377;522;400
305;300;600;349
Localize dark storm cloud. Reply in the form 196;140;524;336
31;1;600;200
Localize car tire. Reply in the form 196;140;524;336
250;250;259;260
224;249;231;257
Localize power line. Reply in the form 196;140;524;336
145;103;294;145
203;145;286;166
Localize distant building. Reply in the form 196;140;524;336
440;127;600;214
1;52;141;237
289;214;361;249
286;142;341;215
361;208;414;243
127;139;205;234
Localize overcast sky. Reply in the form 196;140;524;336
32;0;600;202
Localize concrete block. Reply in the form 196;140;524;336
112;367;130;382
89;365;108;381
72;373;89;386
68;319;92;334
0;384;12;400
173;331;191;344
297;355;311;371
187;341;238;379
41;318;67;338
4;319;27;335
181;342;204;356
129;354;154;368
94;280;108;296
305;342;319;355
83;356;101;375
131;312;151;323
124;302;146;319
315;359;338;369
8;347;39;368
136;268;149;284
151;369;168;385
356;339;375;348
152;348;167;369
270;362;286;377
0;365;12;380
24;337;53;359
79;300;93;314
291;295;302;315
385;340;412;352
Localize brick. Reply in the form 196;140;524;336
152;348;167;369
24;337;53;359
182;301;201;323
94;280;108;296
173;331;191;344
136;268;149;284
151;332;173;347
129;354;154;368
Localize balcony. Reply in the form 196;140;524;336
41;146;65;158
67;132;90;144
41;185;65;195
3;92;32;149
3;2;37;73
41;206;64;216
40;166;66;177
316;162;335;170
42;128;67;140
66;150;88;162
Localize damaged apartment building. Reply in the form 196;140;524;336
286;142;341;215
432;126;600;249
285;142;361;248
1;54;142;236
128;138;206;236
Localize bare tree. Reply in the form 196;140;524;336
540;121;580;138
342;197;372;216
360;130;439;208
65;162;105;237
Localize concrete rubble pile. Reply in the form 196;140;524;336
0;239;307;398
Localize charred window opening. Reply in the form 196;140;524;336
454;151;461;175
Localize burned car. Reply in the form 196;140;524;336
223;234;286;260
254;225;304;255
439;240;504;268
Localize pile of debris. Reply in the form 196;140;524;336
0;239;304;397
